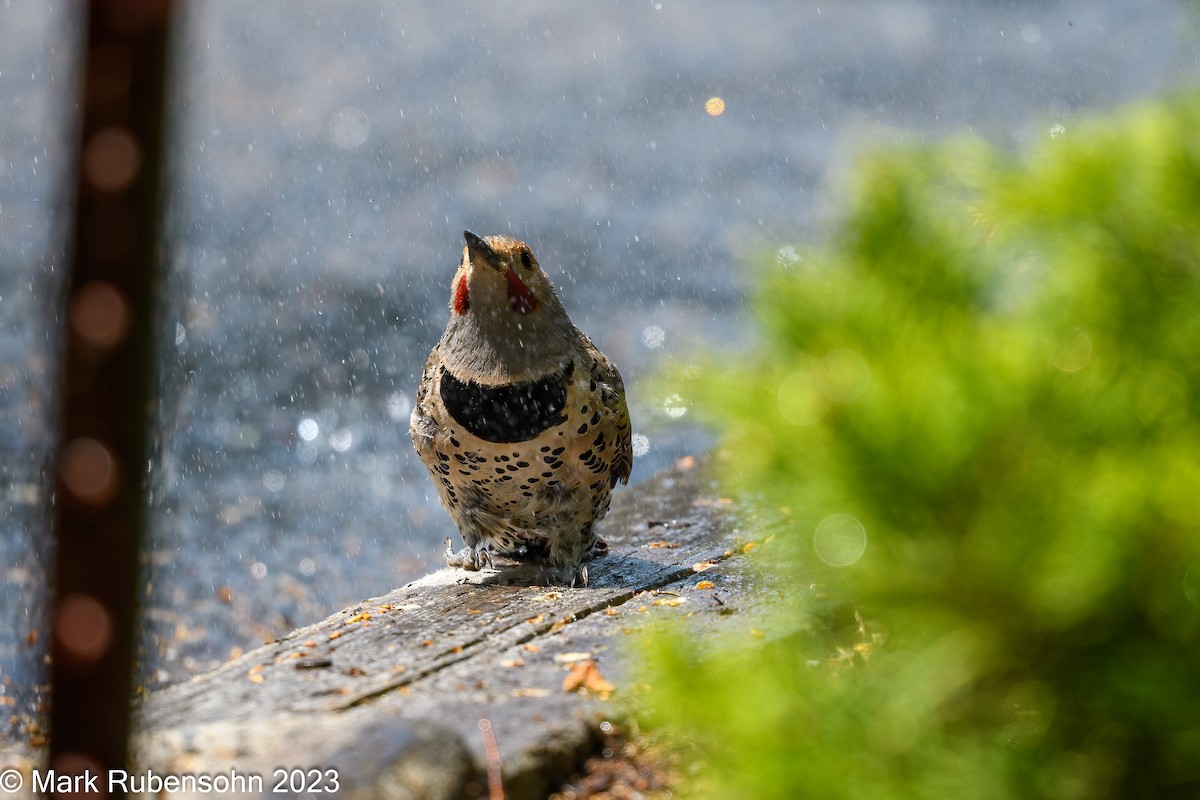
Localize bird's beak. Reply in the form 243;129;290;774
464;230;502;271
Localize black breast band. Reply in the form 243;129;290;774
439;363;573;443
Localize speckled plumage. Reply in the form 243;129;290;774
410;231;632;586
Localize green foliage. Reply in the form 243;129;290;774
637;95;1200;798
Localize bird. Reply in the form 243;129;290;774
410;231;633;586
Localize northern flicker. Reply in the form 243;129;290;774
410;231;633;586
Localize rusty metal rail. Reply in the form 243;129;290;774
51;0;174;786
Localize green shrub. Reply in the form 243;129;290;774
638;94;1200;799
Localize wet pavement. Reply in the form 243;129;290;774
2;0;1198;740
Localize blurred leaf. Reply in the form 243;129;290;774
635;93;1200;799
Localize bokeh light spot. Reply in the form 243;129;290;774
662;393;689;419
262;469;286;493
55;593;113;663
69;280;130;350
705;96;725;116
297;417;319;442
818;349;870;402
641;325;666;349
387;392;412;422
777;370;825;425
813;514;867;566
1052;328;1092;372
59;437;120;506
1184;562;1199;607
330;428;354;452
329;106;370;149
82;126;142;191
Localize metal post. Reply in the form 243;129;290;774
51;0;173;785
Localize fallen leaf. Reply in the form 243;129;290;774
647;541;679;549
248;673;265;684
562;660;615;699
652;597;686;607
328;631;342;640
535;591;562;602
696;580;716;590
553;651;594;664
548;617;572;634
604;607;618;616
525;614;545;625
523;643;541;653
501;659;526;668
511;688;551;698
466;608;483;614
345;611;371;624
692;560;718;572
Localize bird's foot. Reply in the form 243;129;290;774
533;562;589;588
444;538;493;571
582;537;609;560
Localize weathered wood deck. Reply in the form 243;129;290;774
130;457;755;799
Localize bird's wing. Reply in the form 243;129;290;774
409;346;441;461
584;337;633;487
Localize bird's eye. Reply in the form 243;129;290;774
520;252;532;268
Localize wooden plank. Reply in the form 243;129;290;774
131;457;749;799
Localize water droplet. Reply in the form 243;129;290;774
813;514;867;566
299;558;316;577
250;562;268;579
1049;123;1066;138
631;434;650;457
174;322;186;346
